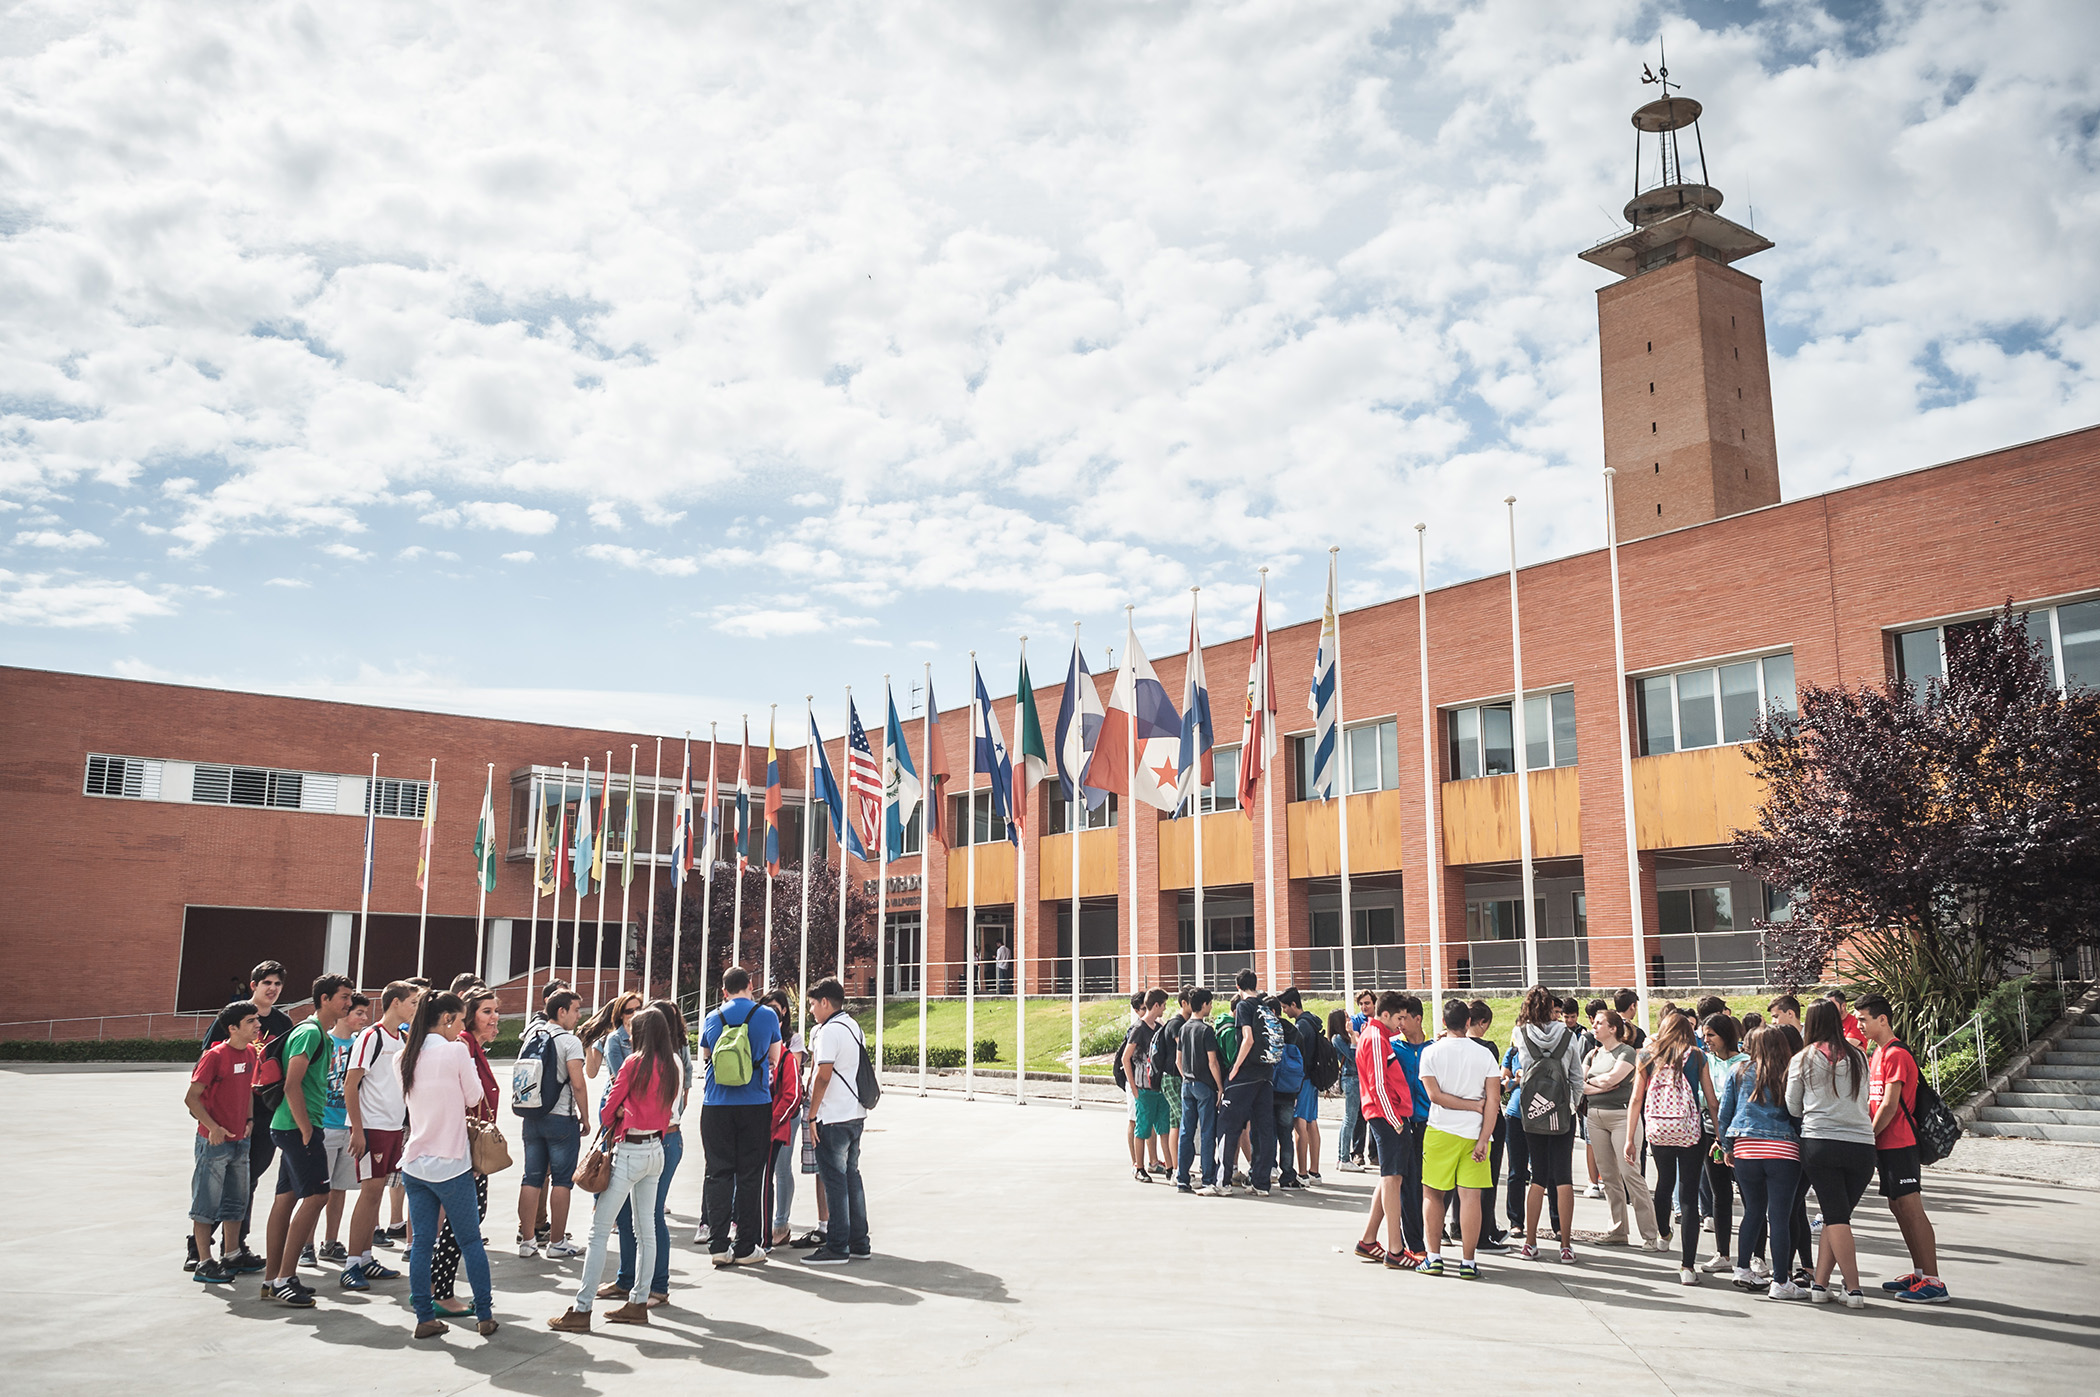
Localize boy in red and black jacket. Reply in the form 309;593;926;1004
1351;992;1417;1270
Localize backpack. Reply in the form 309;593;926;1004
510;1026;566;1119
1306;1024;1341;1091
1273;1042;1306;1094
1130;1022;1160;1091
1892;1041;1960;1165
824;1016;880;1112
712;1000;758;1088
1643;1048;1704;1147
1518;1025;1575;1135
252;1029;288;1113
1255;1003;1286;1066
1212;1009;1240;1071
1148;1016;1182;1084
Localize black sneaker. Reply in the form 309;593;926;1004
286;1273;317;1297
185;1235;200;1272
193;1258;234;1285
1476;1235;1512;1254
1176;1183;1194;1194
317;1240;349;1263
225;1247;266;1274
373;1231;398;1250
298;1244;316;1267
267;1280;315;1308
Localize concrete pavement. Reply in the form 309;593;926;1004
5;1064;2095;1395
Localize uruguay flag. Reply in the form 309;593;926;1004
883;689;921;861
1098;628;1184;813
970;661;1018;846
1177;597;1215;813
1054;637;1107;810
1308;551;1341;801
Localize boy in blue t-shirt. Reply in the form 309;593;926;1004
315;993;369;1264
698;967;784;1264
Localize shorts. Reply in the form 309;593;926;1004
271;1127;330;1201
1126;1088;1138;1122
1134;1088;1171;1140
1161;1075;1183;1130
1876;1144;1923;1199
1294;1080;1319;1122
190;1136;251;1223
1524;1129;1576;1188
1368;1117;1408;1179
324;1127;357;1190
357;1127;406;1184
522;1113;581;1190
1801;1137;1876;1226
1421;1125;1492;1192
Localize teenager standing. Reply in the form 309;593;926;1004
398;992;499;1339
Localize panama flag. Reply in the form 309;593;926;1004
1013;652;1049;836
735;719;752;876
669;739;691;889
764;714;783;876
473;769;499;893
1177;599;1216;812
1308;551;1341;801
1238;574;1278;814
883;688;921;861
842;698;880;860
1054;637;1107;810
570;764;595;895
812;710;863;862
970;660;1018;846
1098;627;1184;812
923;673;954;847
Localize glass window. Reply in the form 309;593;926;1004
1196;746;1240;814
1312;906;1398;947
1660;885;1734;935
1718;661;1762;743
1523;694;1550;772
1482;704;1515;776
1450;695;1573;778
1379;720;1399;788
2061;599;2100;691
1048;794;1117;834
1896;627;1943;688
1638;676;1676;755
1451;707;1481;780
1762;653;1797;720
1347;724;1379;794
1676;668;1718;749
1573;892;1587;938
1639;653;1794;754
1550;690;1577;768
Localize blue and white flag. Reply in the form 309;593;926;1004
971;660;1018;846
882;687;921;861
1054;638;1108;810
811;710;866;862
1177;597;1215;813
570;760;595;894
1308;552;1341;801
669;739;691;888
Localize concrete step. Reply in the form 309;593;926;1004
1969;1120;2100;1144
2003;1087;2100;1111
2025;1063;2100;1082
2042;1050;2100;1067
1976;1104;2100;1127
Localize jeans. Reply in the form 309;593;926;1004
1218;1078;1275;1190
407;1169;491;1323
191;1137;251;1223
1705;1155;1735;1256
432;1171;489;1300
1396;1118;1426;1253
239;1115;276;1239
1734;1154;1800;1273
812;1118;869;1256
616;1127;682;1294
1587;1108;1659;1242
1177;1078;1219;1187
1338;1076;1362;1162
1651;1143;1707;1268
700;1103;772;1257
1270;1089;1300;1185
771;1116;798;1229
521;1113;582;1190
577;1138;664;1311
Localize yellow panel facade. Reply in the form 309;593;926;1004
1439;769;1582;866
1631;746;1767;850
1159;810;1255;890
1284;790;1406;879
1038;828;1121;900
945;842;1017;908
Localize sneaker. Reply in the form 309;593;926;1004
1518;1243;1538;1261
1749;1256;1772;1279
848;1248;871;1260
299;1244;316;1267
1789;1268;1814;1289
185;1235;201;1272
801;1250;850;1266
1353;1241;1387;1264
1133;1167;1150;1183
1417;1256;1445;1277
1843;1288;1867;1309
1880;1271;1922;1293
710;1251;735;1268
1308;1172;1323;1184
516;1236;538;1258
1809;1282;1832;1304
1278;1177;1305;1190
1176;1183;1194;1194
1732;1267;1766;1292
1893;1278;1951;1305
1810;1214;1825;1235
193;1258;234;1285
1559;1247;1576;1265
734;1251;768;1266
1679;1268;1699;1286
1382;1250;1419;1272
285;1274;316;1297
266;1280;314;1308
1701;1253;1733;1274
225;1247;266;1274
1768;1281;1809;1301
1251;1188;1271;1197
1476;1235;1511;1255
1639;1237;1669;1253
1198;1184;1226;1197
692;1222;711;1244
1336;1160;1361;1173
1458;1259;1481;1280
546;1239;584;1259
361;1259;401;1280
1583;1183;1605;1199
317;1240;349;1263
372;1231;398;1250
384;1223;410;1241
338;1264;370;1292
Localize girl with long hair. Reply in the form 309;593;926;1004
1719;1024;1805;1298
1626;1008;1720;1285
1512;985;1583;1263
607;998;693;1306
1697;1014;1746;1275
397;991;497;1339
581;991;645;1087
1786;999;1875;1306
552;1005;681;1331
763;988;805;1249
429;988;501;1317
1582;1007;1661;1249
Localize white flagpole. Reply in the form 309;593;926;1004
1604;470;1653;1031
415;758;437;981
619;745;636;997
1417;525;1445;1010
1015;638;1028;1107
764;705;777;993
875;677;891;1088
695;728;714;1007
554;759;569;988
594;749;610;1006
838;686;851;992
800;696;814;1044
355;752;378;990
1192;589;1206;995
966;653;979;1103
1123;606;1139;995
645;739;662;997
475;763;492;984
1507;497;1539;987
570;755;590;987
1070;622;1083;1110
1260;568;1277;988
916;666;928;1095
527;770;543;1009
1334;548;1356;1010
669;739;688;1007
733;718;747;971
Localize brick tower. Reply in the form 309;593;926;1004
1581;72;1780;541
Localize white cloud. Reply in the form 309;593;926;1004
11;529;104;550
587;501;623;530
0;569;179;629
711;605;836;639
581;542;698;576
321;543;369;561
265;577;310;588
501;550;536;563
421;500;560;534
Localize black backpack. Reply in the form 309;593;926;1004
1892;1040;1958;1164
1114;1023;1135;1090
1518;1024;1576;1135
1149;1014;1184;1083
1306;1026;1341;1092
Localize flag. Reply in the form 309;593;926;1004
735;720;752;876
1239;576;1278;813
700;742;719;871
812;711;861;862
620;764;636;889
971;661;1018;846
883;689;921;861
570;768;595;895
474;771;498;893
670;741;691;889
764;714;783;877
415;773;436;891
535;795;557;895
923;674;954;847
1054;638;1108;810
843;698;880;860
592;761;611;883
1178;600;1216;812
1097;627;1184;812
1308;552;1341;801
553;788;570;890
1014;653;1049;836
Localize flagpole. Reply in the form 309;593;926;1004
1333;548;1356;1011
693;728;712;1008
800;696;814;1044
556;760;569;986
838;686;851;992
416;758;437;980
1070;622;1083;1110
571;755;590;987
527;771;543;1010
645;739;662;997
1192;589;1206;994
669;739;688;1007
875;677;891;1090
1417;525;1445;1010
1015;638;1028;1108
764;705;777;993
966;653;980;1103
1506;497;1539;987
1123;606;1139;995
734;717;747;971
475;763;493;983
1260;569;1277;988
355;752;378;989
1604;470;1653;1031
595;749;611;1007
619;745;636;997
916;666;927;1096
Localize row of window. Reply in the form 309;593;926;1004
1448;690;1577;780
1895;598;2100;694
1637;653;1796;757
82;754;426;818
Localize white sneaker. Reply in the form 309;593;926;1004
1679;1268;1699;1286
1640;1237;1669;1253
1583;1183;1605;1199
1732;1266;1760;1287
1842;1288;1867;1309
1767;1281;1808;1301
692;1222;708;1245
516;1237;538;1258
1810;1214;1825;1235
1809;1282;1833;1304
1750;1256;1772;1279
1336;1160;1360;1173
1701;1253;1734;1274
546;1239;583;1259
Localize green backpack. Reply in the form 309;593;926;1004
1212;1008;1240;1072
712;1001;757;1088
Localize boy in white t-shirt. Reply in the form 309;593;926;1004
1416;998;1503;1278
341;980;420;1289
801;978;870;1266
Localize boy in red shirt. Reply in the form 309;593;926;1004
1351;992;1416;1271
1860;993;1949;1304
186;1003;262;1284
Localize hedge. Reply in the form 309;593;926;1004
0;1037;202;1063
880;1038;1000;1071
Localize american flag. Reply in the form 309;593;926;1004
845;698;882;859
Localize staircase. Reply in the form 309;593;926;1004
1969;1010;2100;1144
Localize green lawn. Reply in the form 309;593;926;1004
852;991;1774;1076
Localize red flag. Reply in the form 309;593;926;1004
1238;577;1277;814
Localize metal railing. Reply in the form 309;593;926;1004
0;1012;216;1042
1923;1012;1989;1102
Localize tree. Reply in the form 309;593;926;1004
643;856;879;1009
1734;605;2100;1038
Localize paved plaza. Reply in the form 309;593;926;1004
8;1064;2097;1395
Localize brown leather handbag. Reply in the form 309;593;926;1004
466;1117;512;1176
575;1123;615;1194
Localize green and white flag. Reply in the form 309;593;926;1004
621;765;637;888
472;769;499;893
1015;648;1050;834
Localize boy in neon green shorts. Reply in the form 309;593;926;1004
1416;998;1503;1278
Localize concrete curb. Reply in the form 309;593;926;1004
1957;983;2100;1128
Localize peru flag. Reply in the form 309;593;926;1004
1096;627;1183;813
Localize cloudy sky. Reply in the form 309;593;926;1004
3;0;2096;737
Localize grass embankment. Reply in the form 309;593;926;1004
851;992;1771;1076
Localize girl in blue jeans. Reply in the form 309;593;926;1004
1329;1011;1362;1166
608;999;692;1306
397;991;498;1340
1719;1025;1805;1297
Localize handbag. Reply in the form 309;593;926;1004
466;1117;512;1175
575;1115;617;1194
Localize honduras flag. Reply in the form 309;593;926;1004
1177;599;1215;813
970;660;1018;846
883;689;921;861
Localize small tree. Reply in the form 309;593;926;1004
1734;604;2100;1039
643;857;878;1009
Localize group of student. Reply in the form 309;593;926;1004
184;958;879;1341
1117;971;1953;1305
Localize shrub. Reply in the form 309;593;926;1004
1078;1022;1127;1057
974;1037;999;1064
884;1043;964;1070
0;1037;201;1063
